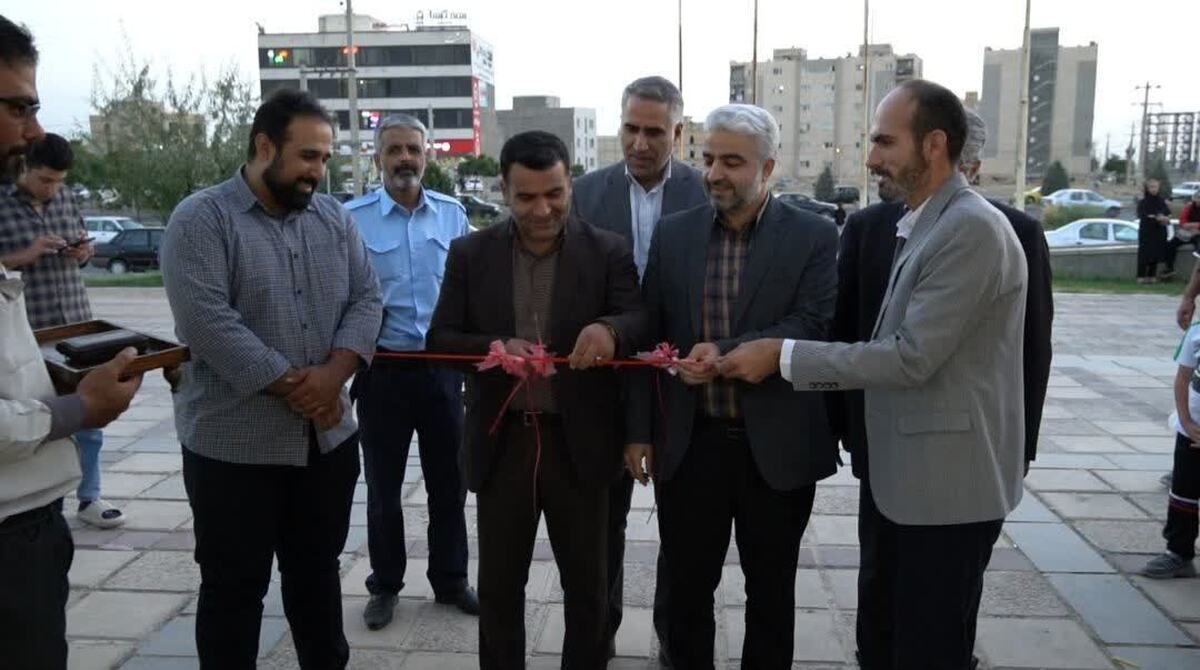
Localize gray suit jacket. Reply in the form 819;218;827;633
570;159;707;242
787;173;1028;525
632;197;841;491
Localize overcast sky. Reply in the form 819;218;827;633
13;0;1199;161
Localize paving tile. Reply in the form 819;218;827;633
107;453;182;474
1029;454;1120;470
119;657;198;670
106;550;200;591
1039;404;1078;420
1106;453;1175;471
139;474;187;500
1095;470;1172;492
1074;520;1166;553
68;641;134;670
1004;522;1114;573
1024;469;1112;492
68;548;139;588
611;607;654;658
342;596;420;650
397;652;477;669
809;515;858;546
1106;646;1200;670
980;571;1068;616
1038;419;1108;437
812;486;859;516
67;591;188;639
975;618;1112;668
1047;573;1190;644
1120;435;1179;453
1040;492;1149;519
1046;387;1103;400
98;472;167;498
1132;575;1200;619
121;438;181;453
721;566;828;609
117;500;192;530
1128;493;1169;520
1006;491;1061;523
102;420;162;438
138;615;286;658
722;607;848;662
1043;435;1133;453
825;569;857;609
1094;420;1170;437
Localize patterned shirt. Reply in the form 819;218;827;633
701;195;770;419
509;226;561;413
160;169;382;466
0;183;92;329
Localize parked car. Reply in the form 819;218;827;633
92;228;164;274
463;176;484;192
1173;182;1200;201
459;194;503;220
70;184;91;201
831;184;860;204
83;216;144;244
1041;189;1122;217
776;192;837;221
1043;218;1138;248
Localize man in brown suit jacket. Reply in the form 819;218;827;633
428;130;647;669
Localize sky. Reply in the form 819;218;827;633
12;0;1199;161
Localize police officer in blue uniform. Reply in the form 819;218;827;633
344;113;478;629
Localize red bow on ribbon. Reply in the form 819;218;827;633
634;342;681;374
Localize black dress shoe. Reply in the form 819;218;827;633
435;585;480;615
363;593;398;631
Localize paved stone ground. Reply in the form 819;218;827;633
59;288;1200;670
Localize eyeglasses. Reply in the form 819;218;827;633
0;97;41;121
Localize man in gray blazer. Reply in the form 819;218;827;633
719;80;1027;670
570;75;706;663
628;103;839;668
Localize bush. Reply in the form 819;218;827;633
422;161;456;196
1041;160;1069;196
1042;204;1097;230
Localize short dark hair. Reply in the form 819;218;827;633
245;88;335;161
0;15;38;67
499;131;570;180
622;76;684;123
25;133;72;171
897;79;967;163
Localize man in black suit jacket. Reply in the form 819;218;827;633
829;108;1053;668
569;76;707;661
428;131;647;669
627;104;839;668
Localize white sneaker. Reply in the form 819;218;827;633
77;499;127;529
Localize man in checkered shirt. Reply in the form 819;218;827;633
0;132;128;529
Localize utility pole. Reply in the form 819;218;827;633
1013;0;1032;207
858;0;870;208
750;0;758;105
345;0;362;196
1135;82;1161;179
1125;120;1136;185
428;101;436;161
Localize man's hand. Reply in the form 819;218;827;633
285;349;359;416
503;338;538;358
1179;296;1197;330
265;368;307;397
77;348;143;428
625;442;654;485
568;322;616;370
62;238;94;264
2;234;65;268
1183;421;1200;447
676;342;721;385
717;338;784;384
310;397;344;431
162;365;183;393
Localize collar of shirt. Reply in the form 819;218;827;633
378;186;436;218
510;219;567;258
714;191;771;234
895;197;930;240
623;160;672;195
229;166;318;216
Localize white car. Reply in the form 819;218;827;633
83;216;144;245
1173;182;1200;200
1044;218;1139;248
1041;189;1124;217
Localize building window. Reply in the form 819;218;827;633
258;43;470;69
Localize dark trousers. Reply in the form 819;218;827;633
1165;432;1200;560
1165;237;1198;272
355;361;468;597
604;474;671;648
0;500;72;670
657;418;816;669
183;438;359;670
477;414;608;670
856;477;1002;670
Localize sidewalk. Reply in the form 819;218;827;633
61;288;1200;669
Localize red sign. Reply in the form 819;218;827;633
429;139;478;156
471;78;482;156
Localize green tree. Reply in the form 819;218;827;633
1147;156;1173;198
1041;160;1069;196
458;154;499;177
570;163;586;178
814;164;835;201
422;161;456;196
1102;154;1128;181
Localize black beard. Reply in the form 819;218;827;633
264;154;318;212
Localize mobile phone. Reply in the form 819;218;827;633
57;236;94;254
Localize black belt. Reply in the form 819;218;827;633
0;499;62;532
